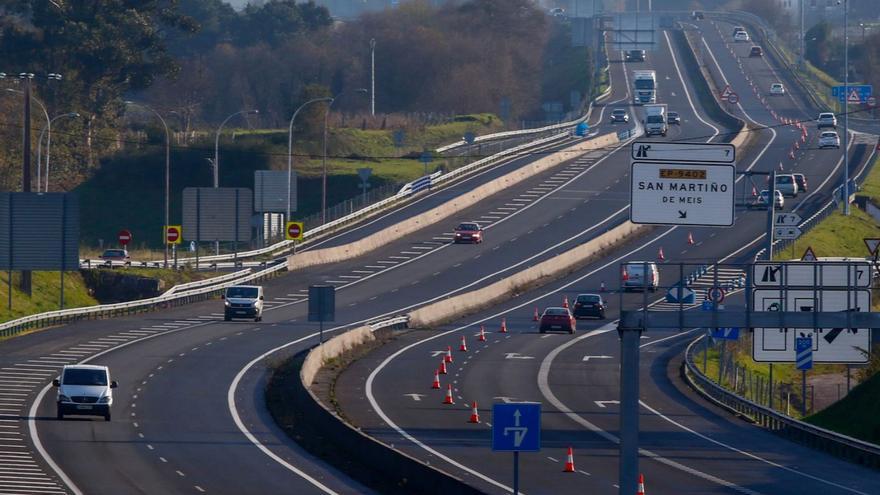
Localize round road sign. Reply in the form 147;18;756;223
707;287;725;304
166;226;181;244
727;92;739;104
117;229;132;246
287;223;301;239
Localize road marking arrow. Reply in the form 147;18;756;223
430;351;446;357
493;396;518;403
594;400;620;408
582;355;613;362
404;394;426;401
504;353;535;360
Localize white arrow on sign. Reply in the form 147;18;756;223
582;355;613;362
404;394;426;401
594;400;620;408
774;226;803;240
504;353;535;360
774;213;801;226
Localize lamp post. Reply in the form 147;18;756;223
370;38;376;116
214;109;259;188
3;88;49;191
321;89;368;224
287;98;332;224
41;112;79;193
125;101;172;267
843;0;850;216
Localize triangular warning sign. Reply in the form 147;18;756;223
865;238;880;256
720;85;733;98
848;88;861;103
801;246;818;262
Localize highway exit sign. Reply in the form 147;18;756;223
629;162;735;227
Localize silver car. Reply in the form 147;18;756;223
818;131;840;149
816;112;837;129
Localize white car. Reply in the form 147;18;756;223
816;112;837;128
818;131;841;149
754;190;785;210
770;83;785;95
54;365;117;421
734;31;750;42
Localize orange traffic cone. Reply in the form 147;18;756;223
788;150;795;160
657;247;665;261
468;401;480;423
563;446;575;472
499;318;508;333
637;473;646;494
443;384;454;404
438;359;448;375
751;186;758;197
794;141;800;150
445;346;453;363
687;232;694;245
779;161;785;171
479;325;487;342
432;370;441;389
563;296;570;309
533;306;540;321
459;335;467;352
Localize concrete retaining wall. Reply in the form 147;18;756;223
288;131;620;271
409;220;646;327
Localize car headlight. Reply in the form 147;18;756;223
225;300;231;307
250;301;258;307
58;395;70;402
98;396;111;404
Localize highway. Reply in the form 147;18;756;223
0;14;876;495
335;19;880;495
0;24;644;495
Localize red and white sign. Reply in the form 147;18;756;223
720;85;733;99
166;225;182;245
727;92;739;104
801;246;818;262
707;287;726;304
286;221;304;241
117;229;132;246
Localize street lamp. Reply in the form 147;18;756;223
214;109;259;188
287;97;332;224
41;112;79;192
125;101;172;268
3;88;49;190
321;89;368;224
842;0;850;215
370;38;377;116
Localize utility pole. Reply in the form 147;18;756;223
843;0;850;216
20;74;33;296
370;38;376;117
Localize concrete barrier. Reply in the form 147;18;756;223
288;131;621;271
301;325;374;388
409;221;646;327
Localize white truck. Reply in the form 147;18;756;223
632;70;657;105
644;104;667;137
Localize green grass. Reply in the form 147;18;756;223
773;208;879;261
0;271;98;326
806;370;880;442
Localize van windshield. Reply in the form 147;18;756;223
646;116;664;124
63;369;108;386
226;287;259;298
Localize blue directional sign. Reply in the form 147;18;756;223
711;327;740;340
666;284;695;304
575;122;589;136
492;403;541;452
833;85;872;103
796;336;813;370
701;300;714;311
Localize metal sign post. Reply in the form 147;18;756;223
492;402;540;494
308;285;336;344
618;326;641;495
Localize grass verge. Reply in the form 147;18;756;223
0;271;97;326
806;371;880;443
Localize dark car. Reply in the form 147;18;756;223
749;46;763;57
572;294;606;319
99;249;130;262
793;173;808;193
539;307;576;334
667;111;681;125
610;108;629;123
453;222;483;244
625;49;646;62
692;11;704;20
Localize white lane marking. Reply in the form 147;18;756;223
664;31;720;140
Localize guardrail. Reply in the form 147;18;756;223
0;262;287;340
162;268;253;296
683;336;880;468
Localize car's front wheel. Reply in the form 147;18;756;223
56;407;63;420
104;412;111;422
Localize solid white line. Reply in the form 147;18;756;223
664;31;720;140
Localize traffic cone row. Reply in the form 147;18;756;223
687;231;694;245
459;335;467;352
445;346;453;363
562;295;570;309
443;384;454;404
533;306;540;321
438;358;447;375
478;325;486;341
499;318;508;333
432;370;441;389
637;473;646;494
468;401;480;423
657;247;665;261
563;446;576;472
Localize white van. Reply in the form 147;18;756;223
223;285;264;321
54;365;117;421
623;261;660;291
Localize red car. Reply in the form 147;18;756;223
453;222;483;244
539;307;576;334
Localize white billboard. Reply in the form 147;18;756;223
629;162;735;226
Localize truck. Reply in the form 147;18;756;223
644;104;667;137
632;70;656;105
